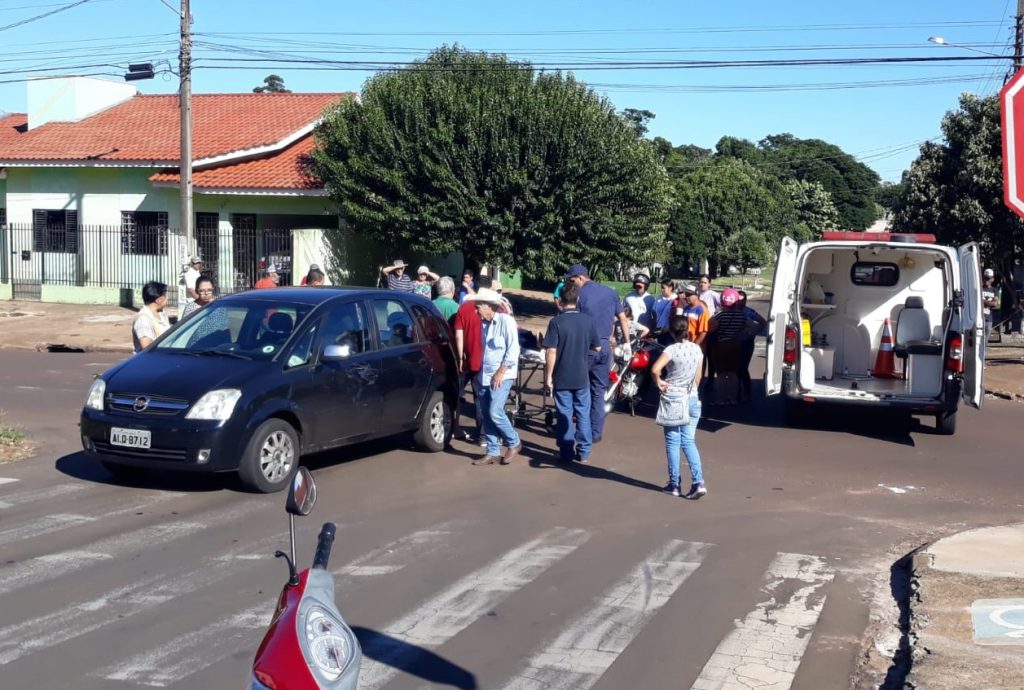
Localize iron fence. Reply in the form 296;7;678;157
2;223;295;302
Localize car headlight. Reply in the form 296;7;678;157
185;389;242;420
85;378;106;411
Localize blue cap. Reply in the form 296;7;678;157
565;263;589;279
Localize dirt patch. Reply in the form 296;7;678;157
0;415;34;465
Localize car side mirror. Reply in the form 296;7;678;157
322;344;352;361
285;467;316;516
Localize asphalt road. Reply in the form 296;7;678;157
0;348;1020;690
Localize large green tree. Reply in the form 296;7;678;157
715;134;881;230
312;46;673;279
670;157;795;275
892;93;1024;272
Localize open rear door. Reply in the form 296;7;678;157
958;242;984;408
765;237;799;395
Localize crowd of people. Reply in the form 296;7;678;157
134;254;768;502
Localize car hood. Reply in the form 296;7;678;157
103;353;268;400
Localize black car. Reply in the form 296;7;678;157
81;288;458;492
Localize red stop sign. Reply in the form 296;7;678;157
1001;68;1024;219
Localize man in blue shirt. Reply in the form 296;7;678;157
543;281;601;462
566;263;631;444
466;287;522;466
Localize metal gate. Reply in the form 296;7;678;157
230;215;293;289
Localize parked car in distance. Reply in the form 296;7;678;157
81;288;458;492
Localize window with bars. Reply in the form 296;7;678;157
32;209;79;253
121;211;169;256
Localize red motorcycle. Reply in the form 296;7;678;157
250;467;361;690
605;334;662;416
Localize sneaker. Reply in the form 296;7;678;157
661;482;680;497
682;482;707;500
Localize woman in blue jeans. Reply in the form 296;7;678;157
650;315;706;500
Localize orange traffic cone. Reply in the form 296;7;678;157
872;318;899;378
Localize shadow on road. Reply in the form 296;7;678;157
352;626;477;689
56;436;436;493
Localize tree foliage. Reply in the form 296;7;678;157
253;74;290;93
785;179;840;242
312;46;673;279
724;227;772;273
670;158;795;275
620;108;655;137
892;93;1024;269
714;133;880;230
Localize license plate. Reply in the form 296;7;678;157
110;427;152;449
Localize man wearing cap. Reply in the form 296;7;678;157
381;259;414;292
254;265;280;289
566;263;631;444
465;287;522;465
675;284;710;347
183;256;203;302
982;268;1000;357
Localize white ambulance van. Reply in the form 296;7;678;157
765;231;984;435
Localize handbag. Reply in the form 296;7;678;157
656;383;692;427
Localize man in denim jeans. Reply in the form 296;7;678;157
466;288;522;466
543;281;601;462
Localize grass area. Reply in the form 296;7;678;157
0;412;32;464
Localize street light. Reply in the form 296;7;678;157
928;36;1007;59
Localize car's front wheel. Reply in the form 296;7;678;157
239;419;300;493
414;391;452;452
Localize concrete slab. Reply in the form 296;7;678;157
927;524;1024;578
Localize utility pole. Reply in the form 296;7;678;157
1014;0;1024;74
179;0;193;256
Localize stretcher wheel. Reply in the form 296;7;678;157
544;411;554;428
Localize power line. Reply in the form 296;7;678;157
0;0;98;33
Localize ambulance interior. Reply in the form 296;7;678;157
794;245;951;398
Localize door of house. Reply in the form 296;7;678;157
230;215;293;289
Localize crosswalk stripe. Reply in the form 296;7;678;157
0;535;283;665
0;478;19;486
0;493;179;547
358;526;591;690
0;501;261;594
0;482;87;510
690;552;835;690
503;539;712;690
96;521;465;687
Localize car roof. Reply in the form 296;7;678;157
215;286;417;306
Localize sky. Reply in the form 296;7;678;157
0;0;1019;182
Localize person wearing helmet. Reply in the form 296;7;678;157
624;273;656;330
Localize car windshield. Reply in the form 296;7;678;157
154;302;313;361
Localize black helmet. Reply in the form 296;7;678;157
632;273;651;287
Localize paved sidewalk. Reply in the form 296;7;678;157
898;524;1024;689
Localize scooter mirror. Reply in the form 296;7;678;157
285;467;317;517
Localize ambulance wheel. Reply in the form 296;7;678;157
935;411;957;436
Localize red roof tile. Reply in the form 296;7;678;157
0;93;346;163
150;135;322;191
0;113;28;145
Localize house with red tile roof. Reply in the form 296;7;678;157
0;76;351;304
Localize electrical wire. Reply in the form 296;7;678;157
0;0;99;33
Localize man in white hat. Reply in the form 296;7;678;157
183;255;203;303
381;259;414;292
465;287;522;466
254;264;280;289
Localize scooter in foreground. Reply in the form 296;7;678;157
249;467;362;690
